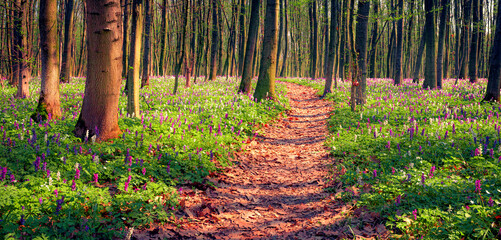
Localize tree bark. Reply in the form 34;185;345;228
254;0;279;102
482;0;501;101
74;0;122;141
173;0;188;94
122;0;129;79
209;0;219;81
237;0;246;76
323;0;338;97
308;0;318;79
459;0;472;79
423;0;437;89
126;0;143;117
394;0;403;85
238;0;260;94
60;0;75;83
437;0;449;88
412;25;426;83
354;0;370;107
279;0;288;77
368;0;379;78
34;0;62;121
468;0;479;83
15;0;31;99
141;0;152;88
159;0;168;76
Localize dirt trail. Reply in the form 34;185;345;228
135;83;354;239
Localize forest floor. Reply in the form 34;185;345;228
132;82;387;239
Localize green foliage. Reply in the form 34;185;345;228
288;77;501;239
0;76;288;238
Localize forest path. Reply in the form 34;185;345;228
136;83;349;239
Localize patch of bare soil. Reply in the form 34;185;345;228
132;82;389;239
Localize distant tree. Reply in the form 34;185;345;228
468;0;479;83
208;0;219;81
308;0;318;79
322;0;338;97
437;0;450;88
60;0;75;83
173;0;188;94
393;0;403;85
141;0;152;88
254;0;279;102
74;0;123;141
158;0;169;76
15;0;31;99
238;0;260;94
33;0;62;121
482;0;501;102
353;0;370;108
126;0;143;117
422;0;437;89
279;0;288;77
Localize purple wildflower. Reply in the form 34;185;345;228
55;196;64;215
124;181;129;192
474;148;481;156
142;168;146;175
93;173;98;184
71;180;76;191
421;173;426;186
412;209;417;220
39;197;43;205
475;179;482;193
392;167;395;175
54;189;58;197
373;169;377;178
489;197;494;207
19;214;25;225
75;168;80;179
395;195;401;205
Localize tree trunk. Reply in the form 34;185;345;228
254;0;279;102
423;0;437;89
412;25;426;83
159;0;168;76
141;0;152;88
368;0;378;78
60;0;75;83
126;0;143;118
15;0;31;99
322;0;338;97
237;0;246;76
468;0;479;83
74;0;122;141
173;0;188;94
34;0;62;121
276;0;284;76
279;0;288;77
209;0;219;81
437;0;449;88
394;0;403;85
459;0;472;79
122;0;129;79
308;0;318;79
238;0;260;94
483;0;501;101
354;0;370;107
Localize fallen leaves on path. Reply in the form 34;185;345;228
131;83;389;240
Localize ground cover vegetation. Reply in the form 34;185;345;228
284;77;501;239
0;77;287;239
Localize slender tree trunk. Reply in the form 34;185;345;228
369;0;378;78
413;25;426;83
483;0;501;101
126;0;143;117
423;0;437;89
141;0;152;88
308;0;318;79
279;0;288;77
60;0;75;83
238;0;260;94
15;0;31;99
35;0;62;121
354;0;370;107
237;0;246;76
75;0;122;141
394;0;404;85
159;0;168;76
276;0;284;76
173;0;188;94
459;0;472;79
444;17;450;79
323;0;338;97
209;0;219;81
254;0;279;102
468;0;479;83
437;0;449;88
122;0;129;79
404;0;415;78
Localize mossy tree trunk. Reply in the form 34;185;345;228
126;0;143;117
253;0;279;102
